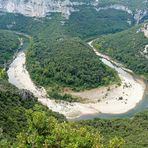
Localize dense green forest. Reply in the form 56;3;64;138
0;30;19;68
93;25;148;78
0;78;66;137
0;73;124;147
0;107;124;147
65;7;133;39
27;37;120;92
80;110;148;148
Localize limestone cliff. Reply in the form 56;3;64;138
0;0;147;22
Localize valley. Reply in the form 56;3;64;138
7;31;146;120
0;0;148;147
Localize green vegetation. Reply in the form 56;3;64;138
0;109;124;148
0;6;134;39
65;7;133;39
0;10;136;99
48;85;82;102
0;73;66;143
0;68;6;78
0;30;19;67
94;25;148;78
0;79;36;141
0;25;122;147
0;1;148;147
0;30;65;144
27;37;120;92
80;110;148;148
0;76;66;142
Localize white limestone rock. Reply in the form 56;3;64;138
0;0;147;22
0;0;84;18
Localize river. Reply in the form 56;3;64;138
7;38;148;120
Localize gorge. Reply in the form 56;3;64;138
7;31;147;120
1;1;148;147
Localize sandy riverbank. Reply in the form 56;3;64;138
7;48;146;119
69;41;146;114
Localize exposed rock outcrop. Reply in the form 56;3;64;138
0;0;84;18
0;0;147;23
19;89;36;101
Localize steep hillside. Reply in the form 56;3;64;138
0;9;133;39
80;110;148;148
65;7;133;39
0;30;19;68
0;0;147;23
0;30;65;139
0;108;124;147
93;24;148;78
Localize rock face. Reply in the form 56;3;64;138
0;0;84;18
134;10;148;24
19;89;36;101
0;0;147;22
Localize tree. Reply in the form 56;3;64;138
109;137;125;148
14;110;124;148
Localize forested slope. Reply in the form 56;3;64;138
0;75;124;147
0;30;19;67
93;25;148;78
0;31;66;143
65;7;133;39
81;110;148;148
